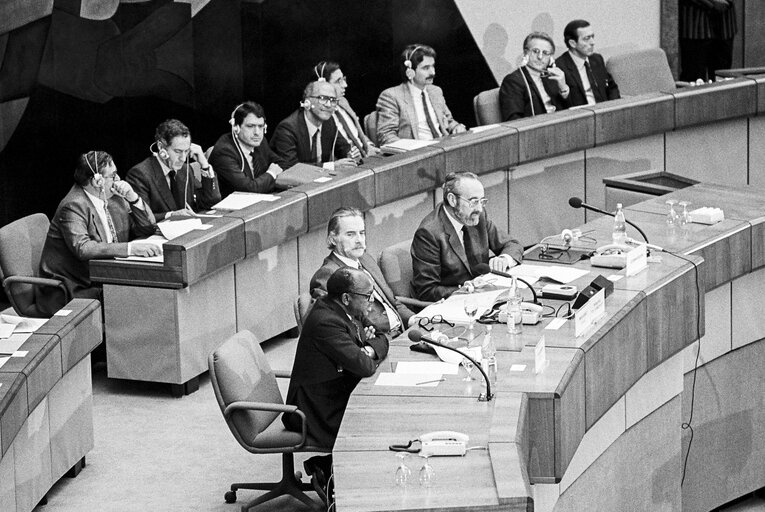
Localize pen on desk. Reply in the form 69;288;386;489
416;378;445;386
0;352;14;356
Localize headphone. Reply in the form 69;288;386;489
561;229;574;244
300;98;311;109
314;62;328;82
229;103;245;134
150;141;169;160
404;46;424;81
85;151;104;188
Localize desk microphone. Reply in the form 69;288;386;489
472;263;539;304
568;197;651;244
408;329;493;402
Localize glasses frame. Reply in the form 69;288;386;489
348;290;374;302
455;195;488;208
528;48;554;57
310;95;339;106
417;315;455;332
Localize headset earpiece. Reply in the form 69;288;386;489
300;99;311;109
561;229;573;244
522;53;529;66
86;151;104;188
229;102;245;135
404;45;424;81
157;142;169;160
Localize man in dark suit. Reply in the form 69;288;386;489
37;151;160;315
126;119;220;221
500;32;571;121
310;207;414;336
270;81;357;169
555;20;620;107
376;44;466;146
411;172;523;302
208;101;285;198
284;267;389;450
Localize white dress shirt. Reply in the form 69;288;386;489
407;82;441;140
568;51;596;105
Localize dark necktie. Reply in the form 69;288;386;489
334;110;366;156
311;130;321;165
421;91;441;138
246;151;255;180
462;225;480;273
104;200;119;243
168;170;181;209
584;60;602;101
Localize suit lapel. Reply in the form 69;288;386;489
561;53;585;99
438;206;471;274
76;188;109;242
297;111;312;162
425;85;445;134
150;158;177;211
400;84;420;140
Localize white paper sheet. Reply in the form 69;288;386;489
0;314;47;333
116;235;167;263
0;324;14;339
374;373;443;387
212;192;279;210
395;361;459;375
414;289;504;323
157;219;203;239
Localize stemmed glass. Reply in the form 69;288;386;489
462;356;475;382
678;201;692;226
419;454;435;487
463;299;478;335
394;452;412;487
666;199;679;226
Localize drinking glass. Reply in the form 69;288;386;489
679;201;692;226
666;199;679;226
394;452;412;487
462;356;475;382
419;454;435;487
463;300;478;333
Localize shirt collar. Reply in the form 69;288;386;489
568;50;587;68
408;81;428;98
83;188;105;209
303;111;321;138
443;204;465;233
155;154;174;177
334;252;360;268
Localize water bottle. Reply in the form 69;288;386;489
481;325;497;384
612;203;627;244
507;276;523;335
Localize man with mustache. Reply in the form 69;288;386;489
208;101;285;198
411;172;523;302
310;207;414;336
375;44;466;146
271;80;358;169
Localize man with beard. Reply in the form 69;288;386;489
208;101;285;198
375;44;466;146
310;207;414;336
410;172;523;302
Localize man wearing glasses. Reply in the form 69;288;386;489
411;172;523;302
271;80;358;169
499;32;570;121
375;44;466;146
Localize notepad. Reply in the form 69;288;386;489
374;373;442;387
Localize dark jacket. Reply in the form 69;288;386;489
499;66;570;121
208;132;285;197
270;109;351;169
555;51;620;107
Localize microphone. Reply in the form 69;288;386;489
568;197;651;244
472;263;539;304
408;329;493;402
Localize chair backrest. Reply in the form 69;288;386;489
209;331;283;448
293;292;315;335
606;48;676;96
0;213;50;315
473;87;501;126
378;239;415;299
364;112;378;146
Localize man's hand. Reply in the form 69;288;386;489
489;254;517;272
130;243;162;257
111;181;139;203
349;146;362;162
167;207;198;218
266;162;284;177
547;67;567;87
334;157;357;167
363;325;376;340
452;123;467;134
189;143;209;168
365;142;382;156
362;345;377;358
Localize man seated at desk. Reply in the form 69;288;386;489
126;119;220;220
375;44;466;146
37;151;160;316
411;171;523;302
310;207;414;337
208;101;285;198
270;81;358;169
284;267;389;488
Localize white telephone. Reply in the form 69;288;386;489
496;301;543;325
590;243;631;269
419;431;469;457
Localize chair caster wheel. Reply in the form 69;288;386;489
295;470;303;480
224;490;237;503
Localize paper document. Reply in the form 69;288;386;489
374;373;443;387
414;289;504;324
509;264;589;284
158;219;204;240
0;324;14;339
0;314;47;333
380;139;439;153
395;361;459;375
117;235;166;263
469;124;501;134
213;192;279;210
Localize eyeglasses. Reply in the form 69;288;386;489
528;48;554;57
310;95;339;106
417;315;455;332
348;291;374;302
456;195;488;208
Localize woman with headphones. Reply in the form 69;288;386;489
313;61;380;158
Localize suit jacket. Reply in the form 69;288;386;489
37;185;156;315
499;67;570;121
208;132;285;198
309;252;414;334
335;97;373;157
555;51;620;107
270;109;352;169
375;83;461;146
125;156;221;221
283;297;389;449
411;204;523;302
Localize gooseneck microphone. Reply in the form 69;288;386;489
408;329;493;402
472;263;539;304
568;197;650;244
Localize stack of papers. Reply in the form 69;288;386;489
0;313;47;333
157;219;210;240
380;139;439;154
212;192;279;210
117;235;166;263
414;289;504;324
374;360;459;387
507;264;589;284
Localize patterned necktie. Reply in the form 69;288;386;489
334;111;365;156
104;200;119;243
421;91;441;138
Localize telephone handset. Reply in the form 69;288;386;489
539;57;556;77
594;244;630;256
590;244;631;269
419;431;469;457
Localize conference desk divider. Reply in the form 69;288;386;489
0;299;101;512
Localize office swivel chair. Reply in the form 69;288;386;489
0;213;70;317
473;87;502;126
378;239;432;312
209;330;329;511
292;292;314;335
606;48;689;96
363;112;378;146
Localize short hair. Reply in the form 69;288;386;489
231;101;266;126
522;31;555;54
326;267;366;298
563;20;591;49
326;206;364;249
399;44;436;81
443;171;479;201
155;119;190;146
313;60;341;82
73;150;114;186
